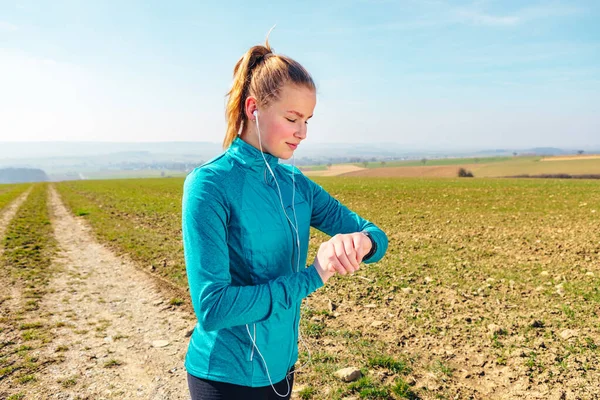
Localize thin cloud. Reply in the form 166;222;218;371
361;2;585;32
454;3;583;27
0;21;18;31
456;10;520;26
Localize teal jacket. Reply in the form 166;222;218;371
182;136;388;387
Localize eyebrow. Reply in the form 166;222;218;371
287;110;313;119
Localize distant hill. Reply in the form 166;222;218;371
0;168;49;184
0;141;597;182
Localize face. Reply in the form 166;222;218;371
247;84;316;160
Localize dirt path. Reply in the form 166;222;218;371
541;154;600;161
25;187;196;399
304;164;367;177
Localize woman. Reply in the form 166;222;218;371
182;37;388;399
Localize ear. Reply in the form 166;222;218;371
244;96;258;120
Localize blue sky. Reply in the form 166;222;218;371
0;0;598;149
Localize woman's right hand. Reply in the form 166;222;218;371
312;233;364;284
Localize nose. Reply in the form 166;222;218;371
295;124;307;140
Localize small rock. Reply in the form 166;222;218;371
364;304;377;309
424;277;433;284
586;272;595;277
152;340;170;348
328;299;336;313
540;271;549;276
509;348;526;357
488;324;504;335
560;329;578;340
470;355;487;368
334;367;362;382
152;300;163;306
401;287;413;294
371;320;385;328
530;320;545;328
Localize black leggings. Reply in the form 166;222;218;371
187;367;295;400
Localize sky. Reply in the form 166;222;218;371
0;0;598;149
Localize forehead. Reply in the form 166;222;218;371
275;84;316;109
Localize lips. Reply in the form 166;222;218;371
286;142;298;150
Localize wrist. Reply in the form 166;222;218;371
360;231;377;261
313;262;333;284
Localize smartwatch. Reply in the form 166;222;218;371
360;231;377;261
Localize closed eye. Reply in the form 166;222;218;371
286;117;309;125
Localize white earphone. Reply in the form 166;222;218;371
245;108;310;398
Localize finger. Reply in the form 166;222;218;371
342;236;360;270
326;261;337;273
353;234;365;263
324;242;345;275
327;258;346;275
333;239;355;274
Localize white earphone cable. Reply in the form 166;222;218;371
244;111;311;397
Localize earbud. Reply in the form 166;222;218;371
253;110;257;117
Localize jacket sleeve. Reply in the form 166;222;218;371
307;177;388;264
182;169;324;332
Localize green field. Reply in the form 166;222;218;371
354;156;516;168
83;169;188;180
473;157;600;177
0;184;30;211
52;175;600;398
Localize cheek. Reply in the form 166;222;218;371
268;120;293;142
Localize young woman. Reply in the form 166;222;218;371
182;38;388;400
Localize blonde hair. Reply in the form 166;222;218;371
223;36;316;149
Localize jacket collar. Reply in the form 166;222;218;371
228;135;280;172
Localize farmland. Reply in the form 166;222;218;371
1;176;598;398
45;176;600;399
305;155;600;179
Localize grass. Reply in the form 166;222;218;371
340;155;600;179
354;155;514;168
475;156;600;177
58;375;77;388
169;297;184;306
56;178;187;286
55;175;600;398
367;355;410;374
0;183;30;212
0;184;59;392
103;358;123;368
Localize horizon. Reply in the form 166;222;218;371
1;1;598;148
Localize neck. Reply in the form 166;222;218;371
240;126;271;156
